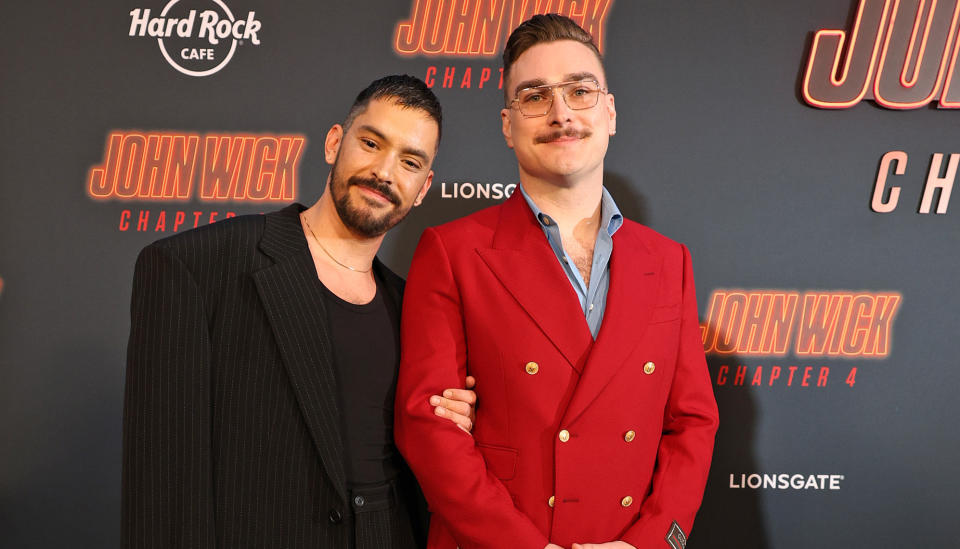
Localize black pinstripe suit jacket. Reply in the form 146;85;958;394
122;204;426;548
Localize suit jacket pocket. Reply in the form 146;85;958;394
650;303;681;324
476;442;518;481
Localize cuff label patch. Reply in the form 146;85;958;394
666;521;687;549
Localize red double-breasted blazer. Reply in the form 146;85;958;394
395;191;719;549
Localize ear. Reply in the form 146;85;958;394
324;124;344;165
605;92;617;135
413;170;434;207
501;108;514;149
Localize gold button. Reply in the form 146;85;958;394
621;496;633;507
558;429;570;442
548;495;555;507
624;430;636;442
525;361;539;375
643;361;656;374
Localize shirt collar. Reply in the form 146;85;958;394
518;184;623;236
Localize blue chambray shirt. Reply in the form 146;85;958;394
518;184;623;339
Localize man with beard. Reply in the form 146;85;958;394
395;15;719;549
123;75;476;549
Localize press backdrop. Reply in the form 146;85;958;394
2;1;958;547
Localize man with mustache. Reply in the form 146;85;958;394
123;75;476;549
396;16;719;549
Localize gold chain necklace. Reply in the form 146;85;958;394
300;213;372;274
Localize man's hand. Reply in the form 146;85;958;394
571;543;636;549
429;375;477;433
545;544;566;549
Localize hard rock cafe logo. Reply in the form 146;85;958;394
128;0;262;77
803;0;960;109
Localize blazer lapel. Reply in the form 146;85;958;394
252;205;347;502
477;193;593;372
562;226;661;425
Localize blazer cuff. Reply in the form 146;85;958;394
621;515;690;549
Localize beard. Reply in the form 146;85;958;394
328;159;412;238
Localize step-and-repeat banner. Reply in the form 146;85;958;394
2;1;957;547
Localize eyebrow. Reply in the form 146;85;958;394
357;124;431;163
512;72;600;97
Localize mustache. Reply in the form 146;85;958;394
349;175;401;206
535;127;592;144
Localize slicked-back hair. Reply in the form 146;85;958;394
343;74;443;144
502;14;603;104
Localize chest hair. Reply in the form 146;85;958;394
562;231;596;289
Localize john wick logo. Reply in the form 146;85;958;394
87;131;305;201
393;0;614;56
701;290;901;357
702;289;902;389
86;130;306;233
128;0;261;77
803;0;960;109
395;1;615;89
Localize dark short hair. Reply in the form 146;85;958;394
502;14;603;103
343;74;442;144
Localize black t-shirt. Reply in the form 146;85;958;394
319;271;402;488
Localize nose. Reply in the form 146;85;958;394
546;87;573;124
372;153;394;184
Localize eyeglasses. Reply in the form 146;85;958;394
509;79;608;117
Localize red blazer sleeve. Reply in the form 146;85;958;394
395;227;548;549
620;245;719;548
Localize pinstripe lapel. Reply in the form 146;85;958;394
252;204;347;502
